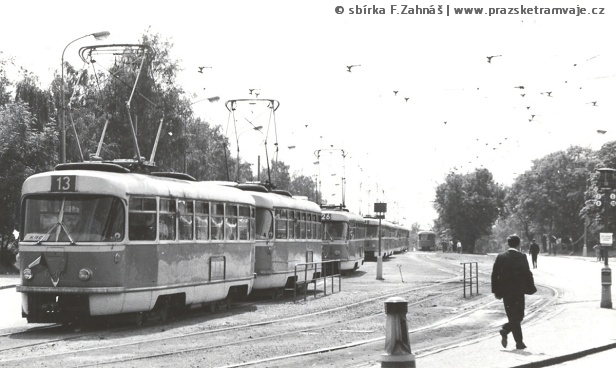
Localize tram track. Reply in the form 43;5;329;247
0;278;463;367
0;252;560;368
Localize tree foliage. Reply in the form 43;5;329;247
434;168;504;253
0;101;58;264
506;146;596;251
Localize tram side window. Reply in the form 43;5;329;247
238;206;251;240
275;209;288;239
129;197;157;241
251;207;256;240
159;199;176;241
306;213;313;239
211;203;224;240
195;201;209;240
178;200;194;240
289;210;299;239
300;212;306;239
225;204;238;240
256;207;273;240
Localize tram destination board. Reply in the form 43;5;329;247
51;175;76;192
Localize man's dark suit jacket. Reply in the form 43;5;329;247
491;249;533;298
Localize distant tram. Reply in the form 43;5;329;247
417;230;436;251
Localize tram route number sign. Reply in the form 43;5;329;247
600;232;613;248
51;175;76;192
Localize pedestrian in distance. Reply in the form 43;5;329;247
491;234;537;350
529;239;540;269
593;244;602;261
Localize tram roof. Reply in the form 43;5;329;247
22;170;256;205
321;208;364;222
242;190;320;213
418;230;436;235
363;217;400;228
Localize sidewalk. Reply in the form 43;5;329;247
0;274;18;290
380;252;616;368
415;300;616;368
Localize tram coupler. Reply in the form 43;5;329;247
379;297;415;368
601;266;612;309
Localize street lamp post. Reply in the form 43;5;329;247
60;31;110;163
596;168;614;309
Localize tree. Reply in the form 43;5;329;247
289;174;318;201
434;168;504;253
260;160;291;190
0;54;14;106
0;102;58;265
507;146;596;252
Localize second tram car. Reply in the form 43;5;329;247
363;218;409;260
17;162;257;323
417;230;436;251
234;183;322;294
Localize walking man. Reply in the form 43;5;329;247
491;235;536;350
529;239;540;269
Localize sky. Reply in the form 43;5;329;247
2;0;615;229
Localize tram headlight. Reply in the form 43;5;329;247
78;268;93;281
334;250;341;256
23;268;33;280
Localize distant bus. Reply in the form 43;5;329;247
417;230;436;251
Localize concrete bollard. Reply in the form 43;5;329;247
601;266;612;309
380;297;416;368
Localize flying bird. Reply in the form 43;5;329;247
486;55;502;63
514;86;525;89
541;91;553;97
404;97;409;102
346;64;361;72
597;130;607;134
197;66;211;73
589;101;598;106
393;91;398;96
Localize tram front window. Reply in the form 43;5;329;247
323;222;347;241
22;195;125;243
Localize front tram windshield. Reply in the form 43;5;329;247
22;195;125;243
366;225;378;238
323;221;348;241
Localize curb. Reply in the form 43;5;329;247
511;342;616;368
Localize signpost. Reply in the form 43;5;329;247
600;232;612;309
375;203;387;281
596;167;615;309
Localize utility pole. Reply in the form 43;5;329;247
375;202;387;281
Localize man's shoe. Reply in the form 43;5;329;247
499;329;508;348
516;343;527;349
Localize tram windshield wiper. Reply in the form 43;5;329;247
35;221;75;245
